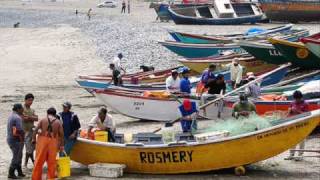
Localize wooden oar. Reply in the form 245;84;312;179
199;63;291;110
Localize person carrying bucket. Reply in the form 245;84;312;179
32;107;64;180
88;107;116;142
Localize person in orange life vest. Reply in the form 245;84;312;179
32;107;64;180
285;90;309;161
178;99;198;132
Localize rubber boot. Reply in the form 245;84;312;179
17;165;26;177
8;167;18;179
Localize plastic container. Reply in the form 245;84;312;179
57;152;71;178
94;131;108;142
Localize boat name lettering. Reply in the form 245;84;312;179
134;102;144;106
257;122;309;140
139;150;193;164
268;49;282;56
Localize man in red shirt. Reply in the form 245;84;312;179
288;90;309;116
285;90;309;161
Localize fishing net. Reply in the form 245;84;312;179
198;113;276;136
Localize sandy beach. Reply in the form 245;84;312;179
0;0;319;179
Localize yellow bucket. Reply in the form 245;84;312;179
57;152;71;178
94;131;108;142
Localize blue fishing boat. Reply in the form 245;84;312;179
161;28;308;58
159;41;245;58
168;24;293;44
168;1;264;25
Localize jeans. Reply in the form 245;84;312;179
180;120;192;133
61;138;76;156
8;141;24;169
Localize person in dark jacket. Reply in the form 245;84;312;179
7;103;25;179
58;102;81;155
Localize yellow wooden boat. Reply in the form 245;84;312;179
178;58;277;74
70;110;320;174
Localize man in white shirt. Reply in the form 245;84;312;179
228;58;243;89
165;70;180;92
88;107;116;142
113;53;126;74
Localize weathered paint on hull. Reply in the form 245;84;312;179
269;38;320;69
260;2;320;22
70;111;320;174
239;43;288;65
305;42;320;59
159;41;245;58
179;59;277;74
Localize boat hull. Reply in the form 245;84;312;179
169;24;293;44
159;41;245;58
225;98;320;115
94;90;226;121
303;41;320;59
259;1;320;22
179;58;277;74
269;38;320;69
70;110;320;174
239;42;288;65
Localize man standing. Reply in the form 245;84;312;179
22;93;38;168
285;90;309;161
179;68;192;94
245;75;261;98
201;64;216;85
32;107;64;180
178;99;198;133
7;103;25;179
109;63;123;86
58;102;81;155
88;107;116;142
165;70;180;93
121;0;126;13
127;0;131;14
113;53;126;74
228;59;243;89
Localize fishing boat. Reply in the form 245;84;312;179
168;0;264;25
224;97;320;116
70;110;320;174
160;29;309;58
159;41;244;58
168;24;293;44
93;64;289;121
237;29;311;65
268;38;320;69
300;37;320;59
178;56;278;74
78;66;184;85
259;0;320;22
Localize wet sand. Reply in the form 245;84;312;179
0;0;319;179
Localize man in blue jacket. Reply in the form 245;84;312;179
58;102;81;155
179;68;192;94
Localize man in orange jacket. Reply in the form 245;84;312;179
32;107;64;180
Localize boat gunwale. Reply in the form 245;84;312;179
268;38;306;48
76;109;320;148
159;40;239;48
168;6;264;21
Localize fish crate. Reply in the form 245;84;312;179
88;163;126;178
194;131;230;142
175;133;196;142
132;133;163;144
